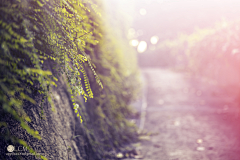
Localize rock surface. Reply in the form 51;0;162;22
0;63;91;160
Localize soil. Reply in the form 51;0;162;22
125;68;240;160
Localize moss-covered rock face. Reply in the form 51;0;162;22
0;0;140;159
0;65;92;160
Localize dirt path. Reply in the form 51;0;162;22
126;68;240;160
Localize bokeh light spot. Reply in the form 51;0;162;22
150;36;159;44
139;8;147;15
137;41;147;53
127;28;136;39
130;39;139;47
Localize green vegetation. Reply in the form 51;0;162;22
0;0;140;159
158;19;240;85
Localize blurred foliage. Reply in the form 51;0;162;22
0;0;140;159
158;19;240;85
75;1;141;158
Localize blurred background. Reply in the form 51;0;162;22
104;0;240;87
102;0;240;159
